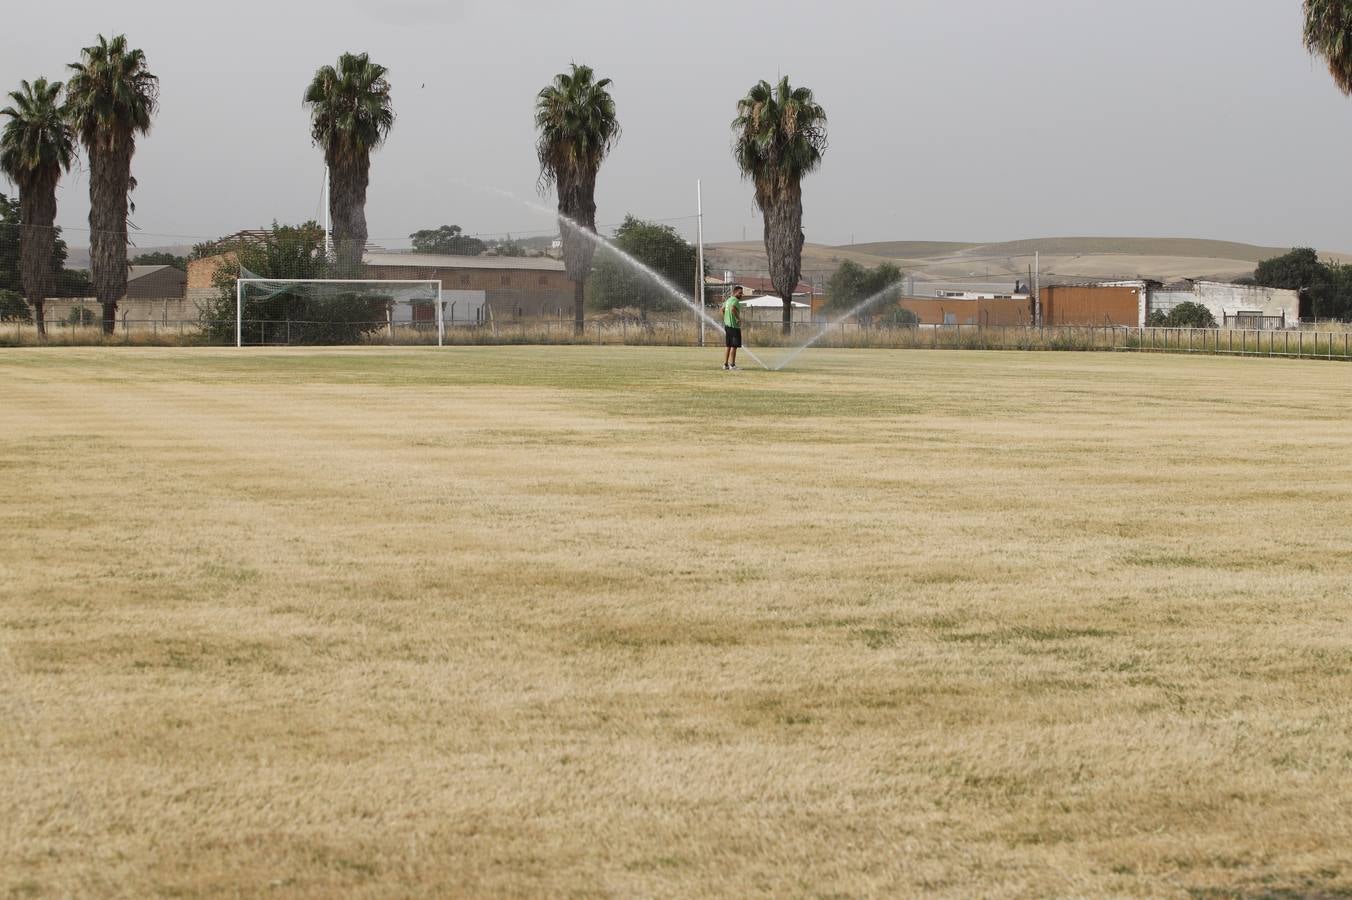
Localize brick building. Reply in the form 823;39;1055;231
362;253;572;320
186;249;574;322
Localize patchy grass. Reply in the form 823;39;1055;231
2;346;1352;897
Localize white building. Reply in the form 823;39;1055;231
1096;279;1300;328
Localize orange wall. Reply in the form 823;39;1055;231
1041;286;1140;326
896;298;1032;326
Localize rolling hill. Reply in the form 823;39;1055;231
707;236;1351;288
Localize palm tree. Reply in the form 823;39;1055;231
304;53;394;275
65;35;158;335
1305;1;1352;94
733;77;828;334
1;78;76;338
535;64;619;334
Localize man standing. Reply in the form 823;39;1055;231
723;285;744;370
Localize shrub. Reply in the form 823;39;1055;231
65;306;96;326
881;306;919;327
1166;301;1217;329
0;289;32;322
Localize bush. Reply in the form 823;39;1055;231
197;221;391;345
0;289;32;322
65;305;96;326
1145;310;1169;327
881;305;919;327
1166;301;1217;329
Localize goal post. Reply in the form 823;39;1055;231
233;278;443;347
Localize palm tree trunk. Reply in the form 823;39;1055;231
573;280;585;335
760;179;805;336
328;153;370;276
88;144;131;336
558;175;598;338
19;177;59;340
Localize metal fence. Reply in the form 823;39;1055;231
3;316;1352;361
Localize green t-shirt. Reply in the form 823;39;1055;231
723;295;742;327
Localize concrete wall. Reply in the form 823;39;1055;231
1193;282;1297;326
742;303;812;323
41;297;198;328
1149;290;1195;318
1146;282;1298;327
1040;286;1141;326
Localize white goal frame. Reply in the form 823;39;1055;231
235;278;445;347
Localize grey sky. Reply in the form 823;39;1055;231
3;0;1351;252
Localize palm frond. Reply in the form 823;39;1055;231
1305;0;1352;94
1;76;76;191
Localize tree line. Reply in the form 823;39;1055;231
4;36;830;339
9;3;1352;340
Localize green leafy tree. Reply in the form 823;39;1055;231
2;77;76;337
305;52;395;274
588;216;700;314
409;225;485;256
536;63;620;334
198;221;389;345
65;34;159;335
1253;247;1352;320
129;250;186;270
488;235;527;257
824;260;904;322
0;193;86;305
733;77;828;334
0;289;32;321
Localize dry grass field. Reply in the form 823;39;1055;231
3;346;1352;898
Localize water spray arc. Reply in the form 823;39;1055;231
453;179;769;370
555;212;770;371
771;279;908;371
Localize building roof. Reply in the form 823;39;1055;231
364;252;565;271
742;295;810;308
128;265;182;282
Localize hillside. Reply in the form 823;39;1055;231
707;236;1352;287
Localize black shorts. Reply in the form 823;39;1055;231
724;326;742;348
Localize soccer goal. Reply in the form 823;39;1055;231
234;276;444;347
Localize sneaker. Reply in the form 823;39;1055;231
722;363;729;370
729;364;739;371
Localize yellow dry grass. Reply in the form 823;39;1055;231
2;346;1352;898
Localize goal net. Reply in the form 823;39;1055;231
234;272;443;346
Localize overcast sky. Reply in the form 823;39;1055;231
3;0;1351;252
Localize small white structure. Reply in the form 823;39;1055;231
740;294;813;323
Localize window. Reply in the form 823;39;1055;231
943;313;957;325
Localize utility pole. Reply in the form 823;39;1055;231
696;180;706;347
1033;251;1041;326
323;165;332;261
